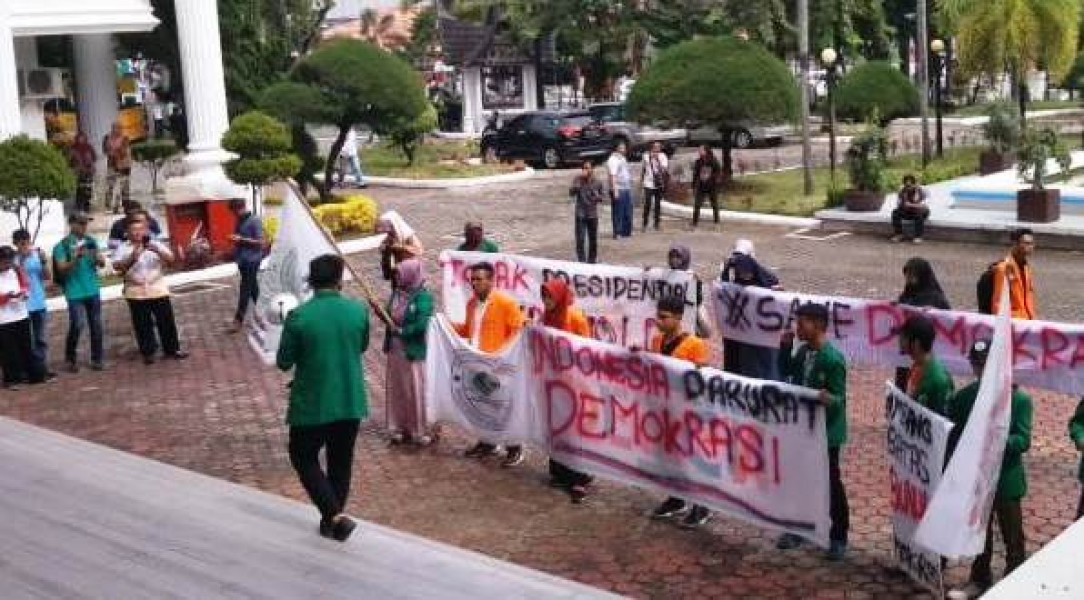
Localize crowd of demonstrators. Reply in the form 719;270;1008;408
690;144;721;229
540;278;593;503
606;142;634;238
454;262;527;466
569;161;606;264
111;219;188;365
720;239;781;380
0;246;45;389
639;142;669;232
53;213;106;372
13;230;54;381
383;258;435;446
645;293;713;528
891;174;931;244
228;198;265;333
376;211;425;281
102;122;133;214
457;221;498;253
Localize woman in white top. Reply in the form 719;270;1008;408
0;246;44;388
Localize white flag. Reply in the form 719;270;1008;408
913;276;1014;557
247;185;340;365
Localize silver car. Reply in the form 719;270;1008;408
686;123;792;148
587;102;687;161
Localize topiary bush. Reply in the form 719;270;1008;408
0;135;76;242
222;111;302;212
834;62;920;125
131;138;181;194
982;101;1022;154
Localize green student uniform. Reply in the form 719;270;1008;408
780;342;848;447
385;288;434;360
276;290;370;427
948;382;1034;499
911;356;954;416
1070;399;1084;484
458;239;499;253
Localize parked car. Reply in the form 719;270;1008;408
481;111;614;169
686;122;791;148
587;102;686;161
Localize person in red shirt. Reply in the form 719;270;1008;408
643;294;712;528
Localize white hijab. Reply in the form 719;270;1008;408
377;210;416;242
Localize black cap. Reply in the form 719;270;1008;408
968;338;991;363
795;302;829;322
68;212;92;224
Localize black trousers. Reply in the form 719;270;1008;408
829;446;850;544
236;262;261;323
574;217;598;264
0;318;43;385
693;188;719;226
289;419;360;521
75;173;93;213
127;297;181;357
549;459;590;487
642;187;663;229
970;496;1027;587
891;206;930;238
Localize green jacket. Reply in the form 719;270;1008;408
779;341;848;448
458;239;499;253
947;382;1033;501
276;290;370;427
911;356;955;416
1069;398;1084;483
384;287;434;361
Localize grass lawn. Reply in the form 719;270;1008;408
364;140;516;179
948;99;1083;117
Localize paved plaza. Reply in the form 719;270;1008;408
3;175;1084;599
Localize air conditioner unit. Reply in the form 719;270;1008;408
18;68;67;99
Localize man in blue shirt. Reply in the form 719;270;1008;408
228;198;265;333
12;229;54;379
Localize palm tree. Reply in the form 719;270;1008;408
939;0;1080;119
359;8;397;48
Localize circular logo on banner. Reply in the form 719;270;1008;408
450;350;517;432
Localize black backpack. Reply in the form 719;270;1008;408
976;261;1001;314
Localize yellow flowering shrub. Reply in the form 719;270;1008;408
263;194;378;243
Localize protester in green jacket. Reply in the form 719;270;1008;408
947;339;1033;596
1070;398;1084;519
277;254;370;543
458;221;499;253
776;303;850;561
895;314;954;415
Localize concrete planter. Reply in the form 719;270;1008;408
1017;188;1060;223
842;189;886;212
980;150;1015;175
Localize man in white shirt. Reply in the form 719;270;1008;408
640;141;669;231
112;220;189;365
607;142;633;239
338;127;366;188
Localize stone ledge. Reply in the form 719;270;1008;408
365;167;536;189
661;200;820;229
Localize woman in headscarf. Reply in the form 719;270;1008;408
895;257;951;389
666;243;713;339
376;211;425;281
541;278;593;503
384;258;435;445
719;240;783;379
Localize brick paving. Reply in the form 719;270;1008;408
4;175;1084;599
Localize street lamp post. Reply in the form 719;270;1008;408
820;48;839;186
931;38;946;158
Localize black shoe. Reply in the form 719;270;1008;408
464;442;498;459
143;355;156;365
501;447;525;468
679;505;712;529
651;497;689;519
319;518;334;539
570;485;587;504
331;516;357;542
165;350;189;360
45;371;58;382
90;361;105;371
66;361;79;373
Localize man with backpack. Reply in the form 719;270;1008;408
52;213;106;372
228;198;266;333
977;228;1037;319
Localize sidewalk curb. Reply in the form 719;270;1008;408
364;168;536;189
660;200;820;228
45;234;387;313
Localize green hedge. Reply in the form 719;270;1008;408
834;62;920;124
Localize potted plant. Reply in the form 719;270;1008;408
842;124;891;211
1016;126;1071;223
980;102;1021;175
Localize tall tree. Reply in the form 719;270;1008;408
940;0;1081;117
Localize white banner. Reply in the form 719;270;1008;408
885;383;952;593
712;282;1084;396
913;282;1014;558
247;186;343;365
424;319;831;547
424;315;536;444
440;251;696;349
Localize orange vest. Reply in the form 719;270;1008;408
550;307;591;337
454;290;525;353
650;332;710;366
991;256;1037;320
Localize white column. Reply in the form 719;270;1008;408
462;68;481;134
73;34;117;165
0;6;22;140
174;0;231;167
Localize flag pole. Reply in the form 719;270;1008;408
287;181;395;328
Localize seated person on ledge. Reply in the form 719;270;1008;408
891;174;930;244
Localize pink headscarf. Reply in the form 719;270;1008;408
391;258;424;323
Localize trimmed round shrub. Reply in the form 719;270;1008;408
834;62;920;124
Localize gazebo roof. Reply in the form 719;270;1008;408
439;14;552;68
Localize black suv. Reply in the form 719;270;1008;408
482;111;614;169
